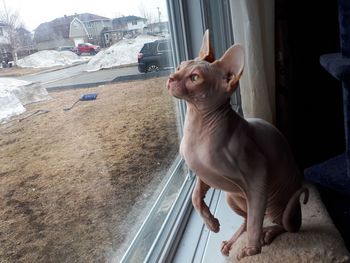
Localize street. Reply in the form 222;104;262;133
17;62;140;89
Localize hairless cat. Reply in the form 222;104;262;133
167;30;309;259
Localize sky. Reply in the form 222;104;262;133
2;0;168;31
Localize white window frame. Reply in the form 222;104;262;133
120;0;240;262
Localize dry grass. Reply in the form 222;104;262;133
0;77;179;263
0;66;62;77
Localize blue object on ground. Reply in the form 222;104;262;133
80;93;98;101
63;93;98;111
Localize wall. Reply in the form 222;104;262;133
276;0;344;169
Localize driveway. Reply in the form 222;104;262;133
43;65;139;89
17;63;88;84
17;63;140;89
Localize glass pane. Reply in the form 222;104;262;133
0;1;184;262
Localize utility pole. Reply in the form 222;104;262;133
156;7;161;23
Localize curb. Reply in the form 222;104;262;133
85;62;138;72
24;61;89;77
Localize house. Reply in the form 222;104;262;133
0;22;12;62
100;16;147;47
69;14;112;46
0;23;34;64
15;27;36;59
100;27;123;47
112;16;147;36
34;13;112;50
144;21;170;35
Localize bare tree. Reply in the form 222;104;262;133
0;0;24;63
138;3;157;33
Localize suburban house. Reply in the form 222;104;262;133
0;23;34;64
34;13;112;50
144;21;170;34
16;27;36;59
100;28;124;47
112;16;147;36
0;22;11;62
69;14;112;46
101;16;147;47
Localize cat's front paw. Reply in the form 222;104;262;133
204;217;220;233
236;246;261;260
221;240;233;256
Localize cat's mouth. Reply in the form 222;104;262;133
167;80;183;99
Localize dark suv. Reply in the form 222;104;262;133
138;39;173;73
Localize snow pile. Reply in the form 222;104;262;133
17;50;82;68
86;35;162;72
0;78;50;123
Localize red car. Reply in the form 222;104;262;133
76;43;100;55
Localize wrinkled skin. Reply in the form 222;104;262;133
167;30;309;260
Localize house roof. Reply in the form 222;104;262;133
34;13;111;42
112;15;147;24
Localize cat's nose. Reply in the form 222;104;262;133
167;74;176;90
168;74;175;83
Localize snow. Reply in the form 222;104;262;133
16;34;166;71
0;78;51;123
0;34;167;123
85;34;163;72
17;50;84;68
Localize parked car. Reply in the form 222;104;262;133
76;43;100;55
137;39;174;73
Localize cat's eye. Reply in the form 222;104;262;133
190;74;199;82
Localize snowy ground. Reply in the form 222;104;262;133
1;34;166;123
0;78;50;123
85;34;163;72
15;35;165;71
17;50;87;68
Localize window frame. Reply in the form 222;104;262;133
120;0;240;262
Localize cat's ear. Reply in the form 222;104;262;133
216;44;244;93
197;29;215;62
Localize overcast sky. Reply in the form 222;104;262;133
3;0;168;31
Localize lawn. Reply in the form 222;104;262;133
0;76;180;263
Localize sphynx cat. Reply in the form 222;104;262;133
167;30;309;259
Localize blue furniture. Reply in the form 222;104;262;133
304;0;350;250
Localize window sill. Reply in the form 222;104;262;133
172;189;243;263
174;185;350;263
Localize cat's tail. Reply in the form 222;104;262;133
282;187;309;233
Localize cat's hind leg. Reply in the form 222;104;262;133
221;220;246;256
262;187;309;245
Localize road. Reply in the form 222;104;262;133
18;63;88;85
18;62;140;89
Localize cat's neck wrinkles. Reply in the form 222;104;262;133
185;99;238;135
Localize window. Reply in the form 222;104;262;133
121;0;240;262
0;27;3;36
158;41;169;52
0;1;184;262
132;20;138;25
1;0;239;262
